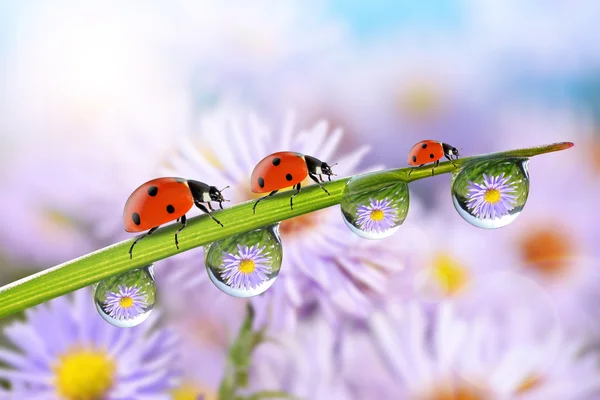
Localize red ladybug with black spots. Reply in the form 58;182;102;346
407;140;459;176
124;177;229;259
250;152;336;213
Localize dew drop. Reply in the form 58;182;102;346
340;172;409;239
93;266;156;328
205;224;283;297
451;158;530;229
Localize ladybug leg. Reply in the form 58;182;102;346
289;183;302;210
207;202;214;211
408;164;425;177
431;160;440;176
196;202;224;227
252;190;279;214
174;214;187;249
444;154;459;168
318;174;331;183
308;172;330;195
129;226;159;259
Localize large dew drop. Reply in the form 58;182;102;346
94;266;156;328
451;158;530;229
205;224;283;297
340;172;409;239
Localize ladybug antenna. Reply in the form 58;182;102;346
221;185;231;202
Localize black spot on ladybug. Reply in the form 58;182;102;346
430;153;435;159
166;204;175;214
147;186;158;196
412;155;417;162
421;143;427;149
272;157;281;166
132;212;141;226
175;178;186;183
258;177;265;188
286;174;293;181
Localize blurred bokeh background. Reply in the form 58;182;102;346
1;1;600;399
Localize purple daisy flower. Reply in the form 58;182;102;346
369;300;600;399
220;244;272;291
0;288;179;399
355;198;399;233
465;173;518;220
104;284;149;321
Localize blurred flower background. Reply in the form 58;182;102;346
1;1;600;399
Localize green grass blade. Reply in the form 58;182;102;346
0;142;573;318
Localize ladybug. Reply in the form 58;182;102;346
124;177;229;259
407;140;459;176
250;151;336;213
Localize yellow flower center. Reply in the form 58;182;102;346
370;209;385;221
119;296;134;309
172;381;217;400
238;259;256;274
483;188;501;204
433;253;469;296
55;348;115;400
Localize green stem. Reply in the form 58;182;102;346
218;304;265;399
0;142;573;318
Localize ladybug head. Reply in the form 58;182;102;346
209;186;230;209
321;162;338;182
442;143;460;159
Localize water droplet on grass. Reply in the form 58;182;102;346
205;224;283;297
341;172;409;239
452;158;529;229
94;266;156;327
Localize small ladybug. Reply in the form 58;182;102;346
124;177;229;259
407;140;459;176
250;151;336;213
